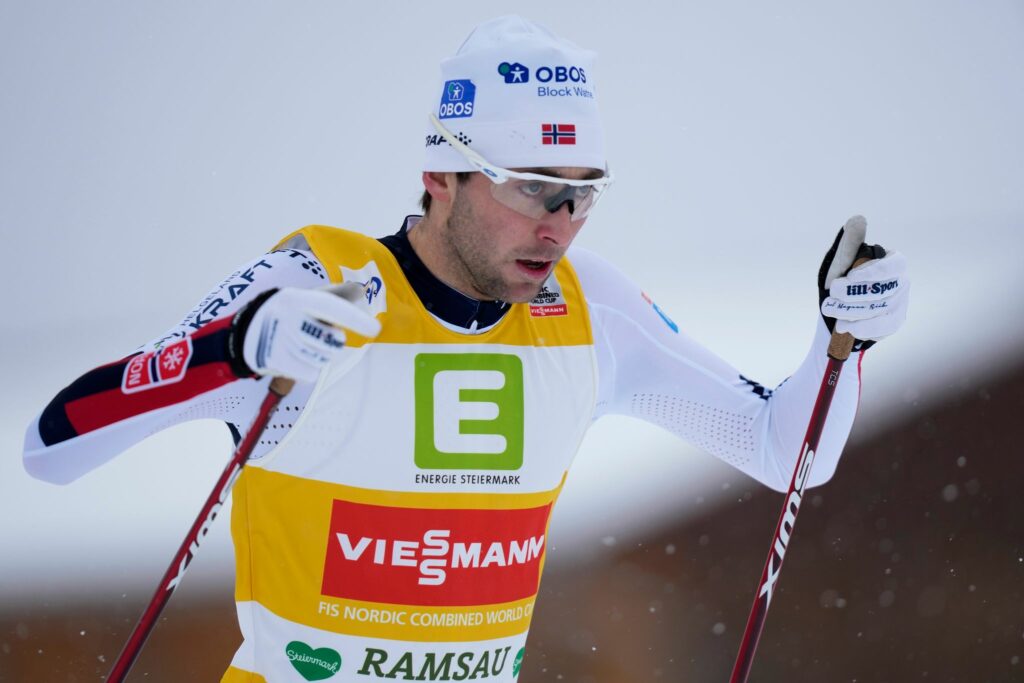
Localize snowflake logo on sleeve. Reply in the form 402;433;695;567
122;338;194;394
161;345;186;372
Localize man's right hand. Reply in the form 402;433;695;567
234;284;381;383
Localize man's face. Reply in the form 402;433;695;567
439;168;598;303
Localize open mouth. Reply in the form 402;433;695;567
515;259;554;280
518;259;550;271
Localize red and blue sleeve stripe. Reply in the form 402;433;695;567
38;316;243;447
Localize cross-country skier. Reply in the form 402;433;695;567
23;15;909;683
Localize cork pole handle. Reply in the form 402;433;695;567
269;375;296;397
826;256;872;361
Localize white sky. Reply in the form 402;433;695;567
1;1;1022;599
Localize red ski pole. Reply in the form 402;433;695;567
729;277;868;683
733;335;851;679
107;376;294;682
733;236;876;683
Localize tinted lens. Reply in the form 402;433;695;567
490;179;602;221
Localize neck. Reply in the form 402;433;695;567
378;217;510;331
407;212;489;301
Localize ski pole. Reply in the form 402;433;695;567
107;375;294;683
728;261;870;683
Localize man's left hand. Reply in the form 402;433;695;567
818;217;910;350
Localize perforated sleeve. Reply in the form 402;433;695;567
23;247;327;484
570;246;862;492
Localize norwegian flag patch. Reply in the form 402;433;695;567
121;338;194;394
541;123;576;145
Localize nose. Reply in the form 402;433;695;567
536;202;581;247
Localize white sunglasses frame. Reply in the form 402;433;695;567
428;114;614;189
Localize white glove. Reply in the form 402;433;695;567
241;284;381;383
818;216;910;345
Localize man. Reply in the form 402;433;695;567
23;15;908;683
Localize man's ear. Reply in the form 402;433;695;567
422;171;458;205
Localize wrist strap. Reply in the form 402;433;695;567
226;288;279;378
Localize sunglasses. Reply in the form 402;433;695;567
429;114;613;222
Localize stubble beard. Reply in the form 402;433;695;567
442;191;544;303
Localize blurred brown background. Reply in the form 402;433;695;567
4;360;1020;682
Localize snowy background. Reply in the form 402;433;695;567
1;0;1022;613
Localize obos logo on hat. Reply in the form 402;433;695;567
438;79;476;119
425;15;606;173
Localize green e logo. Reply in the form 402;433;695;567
414;353;524;470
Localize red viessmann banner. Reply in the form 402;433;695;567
321;500;553;606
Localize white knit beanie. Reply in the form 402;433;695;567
423;15;606;172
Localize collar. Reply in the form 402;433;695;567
378;216;512;331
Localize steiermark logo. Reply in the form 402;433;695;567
513;647;525;678
285;641;341;681
414;353;524;470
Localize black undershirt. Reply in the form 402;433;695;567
378;217;511;330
